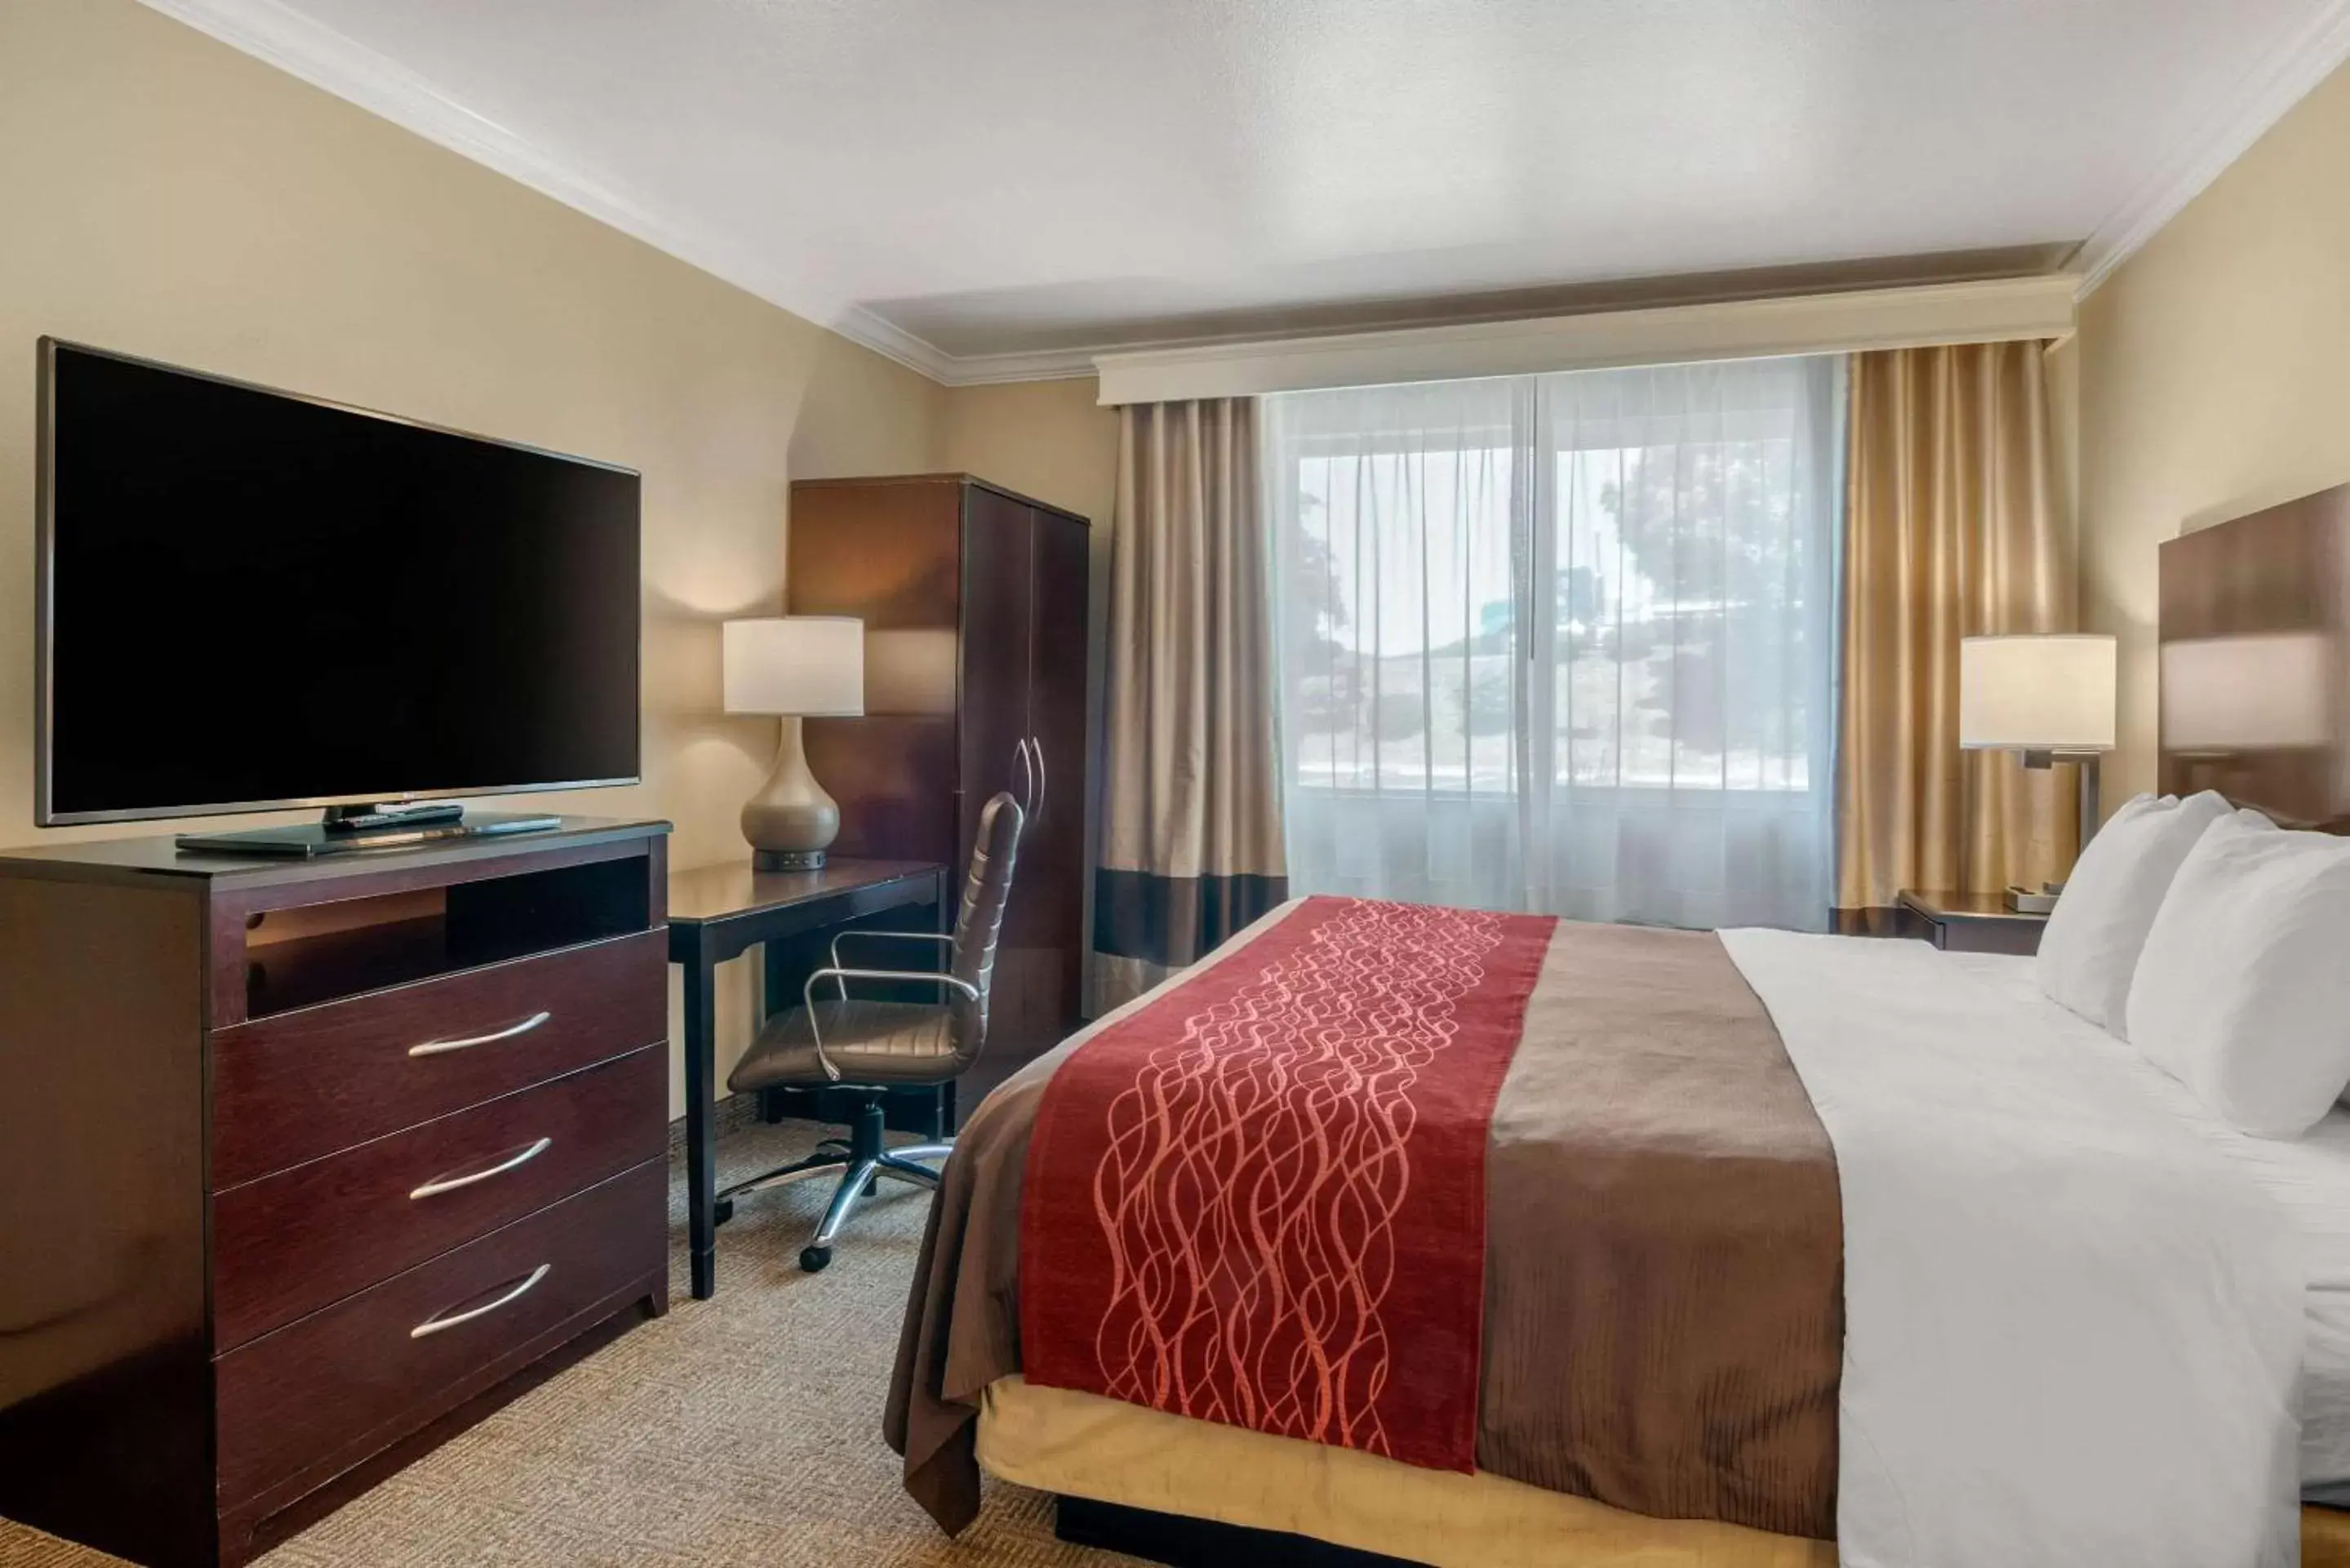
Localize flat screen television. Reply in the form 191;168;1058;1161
35;339;642;846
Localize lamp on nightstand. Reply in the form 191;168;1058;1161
723;616;863;870
1960;633;2117;912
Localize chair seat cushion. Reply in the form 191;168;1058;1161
727;997;960;1092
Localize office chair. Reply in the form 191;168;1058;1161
716;791;1022;1273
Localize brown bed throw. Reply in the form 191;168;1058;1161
885;917;1844;1539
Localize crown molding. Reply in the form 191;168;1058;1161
140;0;2345;385
823;305;961;383
931;346;1101;386
142;0;1079;385
133;0;935;365
1093;275;2080;405
2073;0;2350;298
817;310;1101;385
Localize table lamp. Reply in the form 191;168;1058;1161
1959;633;2117;912
723;616;863;870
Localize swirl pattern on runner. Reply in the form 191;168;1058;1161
1081;898;1513;1455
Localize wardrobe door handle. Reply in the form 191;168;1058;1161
408;1264;550;1339
408;1137;553;1201
408;1011;552;1058
1029;736;1046;824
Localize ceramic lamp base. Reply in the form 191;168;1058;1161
740;715;841;868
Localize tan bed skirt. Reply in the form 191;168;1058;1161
979;1377;2350;1568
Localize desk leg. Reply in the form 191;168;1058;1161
684;957;718;1300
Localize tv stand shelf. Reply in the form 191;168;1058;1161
239;851;652;1019
247;913;451;1018
0;815;671;1568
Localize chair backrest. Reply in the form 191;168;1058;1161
945;792;1024;1061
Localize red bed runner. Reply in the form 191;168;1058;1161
1018;895;1557;1472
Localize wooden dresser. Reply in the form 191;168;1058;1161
789;474;1090;1105
0;817;672;1568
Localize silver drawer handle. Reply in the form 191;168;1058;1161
408;1137;553;1201
408;1011;552;1058
409;1264;551;1339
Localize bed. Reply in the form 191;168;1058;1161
889;904;2350;1566
885;488;2350;1568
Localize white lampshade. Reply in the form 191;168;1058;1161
722;617;864;717
1959;634;2117;752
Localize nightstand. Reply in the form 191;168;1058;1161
1896;888;2050;956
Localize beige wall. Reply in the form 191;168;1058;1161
940;378;1119;527
0;0;950;1110
2076;59;2350;806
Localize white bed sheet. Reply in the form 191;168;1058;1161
1722;928;2302;1568
1951;950;2350;1499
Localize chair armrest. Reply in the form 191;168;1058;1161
800;967;981;1082
830;929;955;971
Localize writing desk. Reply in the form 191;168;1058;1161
667;857;945;1299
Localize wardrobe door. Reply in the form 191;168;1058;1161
957;486;1037;1073
1026;509;1091;1041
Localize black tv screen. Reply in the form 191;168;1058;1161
37;340;642;824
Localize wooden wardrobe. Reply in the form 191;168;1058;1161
787;474;1090;1103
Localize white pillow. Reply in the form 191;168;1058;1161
2034;790;2232;1036
2126;812;2350;1139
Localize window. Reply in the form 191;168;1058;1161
1266;357;1843;929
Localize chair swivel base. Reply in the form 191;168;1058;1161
713;1095;951;1272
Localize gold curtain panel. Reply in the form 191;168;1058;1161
1836;341;2078;913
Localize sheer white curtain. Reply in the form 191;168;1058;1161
1265;357;1843;931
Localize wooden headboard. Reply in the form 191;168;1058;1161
2158;484;2350;830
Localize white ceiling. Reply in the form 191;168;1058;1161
149;0;2350;381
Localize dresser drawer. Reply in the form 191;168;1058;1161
211;928;666;1187
211;1046;664;1349
214;1158;665;1510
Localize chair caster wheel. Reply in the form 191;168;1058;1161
713;1199;734;1226
799;1246;833;1273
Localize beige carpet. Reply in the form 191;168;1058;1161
0;1121;1137;1567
